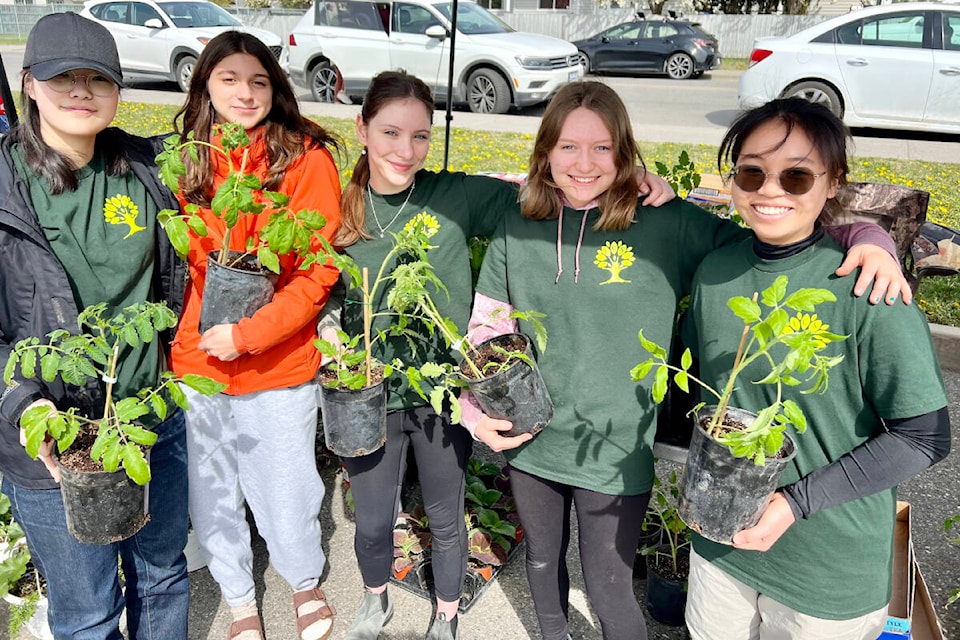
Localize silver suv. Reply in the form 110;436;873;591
287;0;582;113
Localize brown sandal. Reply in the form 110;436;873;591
294;587;336;640
227;615;264;640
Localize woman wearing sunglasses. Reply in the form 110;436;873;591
0;13;190;638
682;98;951;639
463;82;912;640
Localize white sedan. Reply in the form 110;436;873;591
738;2;960;134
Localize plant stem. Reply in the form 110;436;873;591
362;267;372;388
101;343;120;427
709;292;758;439
217;147;249;266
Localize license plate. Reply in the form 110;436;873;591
569;69;581;82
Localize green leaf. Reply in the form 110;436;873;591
168;382;188;410
680;348;692;371
123;423;158;447
629;359;653;381
728;296;761;323
114;398;150;423
637;330;666;360
674;371;690;393
652;366;668;404
784;288;837;312
258;246;281;274
40;353;61;382
160;216;191;259
122;445;151;485
150;394;168;421
419;362;446;378
761;275;789;307
782;399;807;433
20;351;36;380
429;386;446;415
181;374;227;396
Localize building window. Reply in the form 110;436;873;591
539;0;568;8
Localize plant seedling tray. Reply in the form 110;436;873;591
389;540;525;613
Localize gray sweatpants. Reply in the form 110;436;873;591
183;383;326;606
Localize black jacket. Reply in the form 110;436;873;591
0;128;186;489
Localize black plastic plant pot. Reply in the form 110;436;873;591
58;463;149;544
678;405;797;545
462;333;553;438
645;547;688;627
199;251;279;334
319;379;387;457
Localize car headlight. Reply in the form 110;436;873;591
516;56;552;70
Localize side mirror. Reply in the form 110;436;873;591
425;24;447;40
144;18;164;29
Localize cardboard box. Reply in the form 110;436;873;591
877;502;945;640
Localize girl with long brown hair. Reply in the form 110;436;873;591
167;31;341;640
328;70;676;640
464;81;911;640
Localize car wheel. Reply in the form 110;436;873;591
310;61;339;103
665;53;694;80
784;81;843;118
577;51;591;74
467;69;511;114
175;55;196;93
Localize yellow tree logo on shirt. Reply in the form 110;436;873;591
594;240;635;284
103;194;145;238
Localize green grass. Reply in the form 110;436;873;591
111;101;960;326
719;57;749;71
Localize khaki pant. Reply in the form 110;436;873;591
686;547;888;640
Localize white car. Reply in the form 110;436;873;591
81;0;284;92
738;2;960;134
286;0;583;113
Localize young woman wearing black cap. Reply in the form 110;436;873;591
0;12;190;639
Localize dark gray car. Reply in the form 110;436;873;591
573;19;720;79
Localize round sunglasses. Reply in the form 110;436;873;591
728;165;827;196
44;72;118;98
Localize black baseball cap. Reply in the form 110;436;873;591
23;12;123;87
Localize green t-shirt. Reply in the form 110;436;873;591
474;199;746;495
13;146;163;423
687;235;948;619
342;170;519;411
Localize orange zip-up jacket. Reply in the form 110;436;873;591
169;129;341;395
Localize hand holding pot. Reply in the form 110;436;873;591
731;492;796;552
20;399;60;482
475;416;532;452
199;324;242;362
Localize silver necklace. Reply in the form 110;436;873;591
368;180;416;238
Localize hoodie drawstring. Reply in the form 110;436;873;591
555;207;591;285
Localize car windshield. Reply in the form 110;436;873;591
158;1;241;27
433;2;513;35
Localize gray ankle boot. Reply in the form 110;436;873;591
345;590;392;640
425;612;459;640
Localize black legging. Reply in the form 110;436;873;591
509;466;651;640
344;406;473;602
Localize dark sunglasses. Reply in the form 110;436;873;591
728;165;827;196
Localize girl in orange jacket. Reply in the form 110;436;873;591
166;32;341;640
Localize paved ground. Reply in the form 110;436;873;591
186;357;960;640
